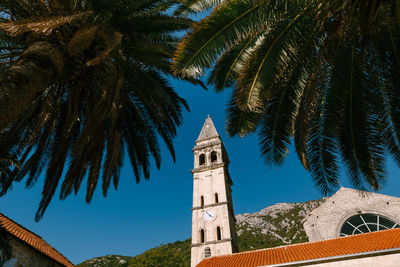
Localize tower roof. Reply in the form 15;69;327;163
196;115;219;142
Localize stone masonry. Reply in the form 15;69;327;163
3;232;64;267
303;187;400;242
191;116;237;267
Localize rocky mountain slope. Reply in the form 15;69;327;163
78;198;325;267
235;199;324;251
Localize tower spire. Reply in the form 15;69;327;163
196;115;219;142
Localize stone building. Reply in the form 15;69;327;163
197;228;400;266
193;116;400;267
190;116;238;267
303;187;400;242
0;212;74;267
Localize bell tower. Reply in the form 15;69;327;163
190;115;238;267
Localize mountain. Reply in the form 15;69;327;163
77;240;191;267
236;199;324;251
78;255;131;267
77;199;325;267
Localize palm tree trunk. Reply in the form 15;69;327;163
0;41;64;130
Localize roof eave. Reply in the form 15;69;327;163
260;247;400;267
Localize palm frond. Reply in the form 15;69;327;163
173;0;399;193
173;0;278;77
174;0;225;15
0;0;190;221
0;12;92;36
208;34;259;91
226;95;262;137
67;24;98;56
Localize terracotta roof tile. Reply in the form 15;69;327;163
197;228;400;267
0;212;74;267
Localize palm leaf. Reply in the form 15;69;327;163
174;0;225;15
208;34;260;91
173;0;281;77
0;12;92;36
67;24;98;56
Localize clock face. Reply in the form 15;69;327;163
203;209;217;222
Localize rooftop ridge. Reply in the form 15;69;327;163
0;211;43;240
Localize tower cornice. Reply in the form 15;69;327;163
193;139;222;150
191;238;233;248
191;162;226;174
191;201;229;210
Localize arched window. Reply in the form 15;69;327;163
211;151;217;163
200;196;204;208
215;193;219;204
199;154;206;166
217;226;222;241
340;213;400;236
200;229;205;243
204;247;211;258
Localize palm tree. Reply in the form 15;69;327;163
0;0;194;221
173;0;400;194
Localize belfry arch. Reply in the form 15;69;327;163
211;151;217;163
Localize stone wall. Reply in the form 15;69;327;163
2;233;63;267
303;187;400;242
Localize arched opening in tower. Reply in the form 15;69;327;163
217;226;222;241
211;151;217;163
199;154;206;166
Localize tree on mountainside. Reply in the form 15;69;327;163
0;0;195;221
173;0;400;194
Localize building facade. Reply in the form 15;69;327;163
0;212;74;267
303;187;400;242
196;186;400;266
192;118;400;267
197;227;400;267
190;116;238;267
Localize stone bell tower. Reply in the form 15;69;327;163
190;115;238;267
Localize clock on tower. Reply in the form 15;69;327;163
190;115;238;267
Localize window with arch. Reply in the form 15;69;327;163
211;151;217;163
199;154;206;166
200;229;205;243
200;196;204;208
204;247;211;258
217;226;222;241
215;193;219;204
340;213;400;236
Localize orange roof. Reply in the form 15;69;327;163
0;212;74;267
197;228;400;267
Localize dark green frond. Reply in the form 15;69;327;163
0;0;190;220
173;0;278;77
208;34;259;91
173;0;400;194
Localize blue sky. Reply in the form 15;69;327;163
1;79;400;264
